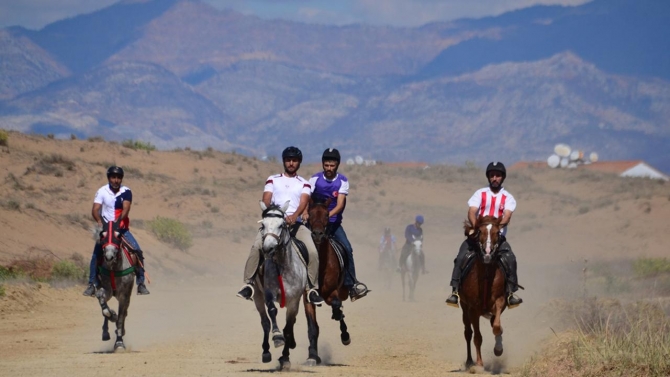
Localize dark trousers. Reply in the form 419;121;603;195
449;239;519;293
327;223;357;287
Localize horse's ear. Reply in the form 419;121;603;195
281;200;290;213
259;200;267;212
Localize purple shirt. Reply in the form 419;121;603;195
309;172;349;225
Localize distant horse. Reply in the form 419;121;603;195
400;239;422;301
304;197;351;365
252;201;312;370
95;220;136;351
458;215;508;368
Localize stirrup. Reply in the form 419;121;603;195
507;294;522;309
236;284;254;301
350;282;370;302
446;291;460;308
306;288;323;306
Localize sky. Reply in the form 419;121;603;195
0;0;591;30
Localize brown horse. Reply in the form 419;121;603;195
459;215;507;368
303;197;351;365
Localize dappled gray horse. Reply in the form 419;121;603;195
401;239;422;301
95;220;135;351
252;201;311;370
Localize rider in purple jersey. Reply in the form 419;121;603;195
308;148;369;302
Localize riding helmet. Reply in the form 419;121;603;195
485;162;506;180
282;146;303;162
415;215;424;224
106;166;125;178
322;148;341;164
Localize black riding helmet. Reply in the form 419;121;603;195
485;162;506;183
322;148;341;164
282;146;303;162
107;166;124;178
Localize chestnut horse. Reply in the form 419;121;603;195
304;197;352;365
459;215;507;368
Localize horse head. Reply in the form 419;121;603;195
100;220;123;267
259;200;291;258
464;215;502;264
308;196;332;244
412;238;423;255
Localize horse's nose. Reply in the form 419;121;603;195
483;254;492;264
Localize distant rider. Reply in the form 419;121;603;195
445;162;523;308
398;215;427;274
236;146;325;306
83;166;150;296
308;148;369;302
378;227;397;270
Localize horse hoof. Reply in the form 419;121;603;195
102;332;110;341
114;343;125;352
341;333;351;346
278;358;291;371
305;359;317;367
494;347;503;357
273;335;285;348
262;352;272;363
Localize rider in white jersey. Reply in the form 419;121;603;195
445;162;523;308
236;147;324;306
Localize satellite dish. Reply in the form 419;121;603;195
346;158;355;165
547;154;560;168
554;143;571;158
568;162;578;169
589;152;598;163
355;156;364;165
560;157;569;168
569;150;580;161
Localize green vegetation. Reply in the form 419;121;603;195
51;260;86;280
147;216;193;251
0;129;8;146
122;139;156;152
633;257;670;278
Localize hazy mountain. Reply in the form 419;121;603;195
0;0;669;172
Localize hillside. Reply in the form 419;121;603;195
0;131;668;375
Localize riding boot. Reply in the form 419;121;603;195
83;243;102;296
445;287;460;308
236;280;255;300
501;248;522;308
133;249;150;295
449;240;470;288
307;285;324;306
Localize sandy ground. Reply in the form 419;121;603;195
1;132;668;376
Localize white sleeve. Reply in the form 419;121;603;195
505;193;517;212
263;176;274;193
93;187;104;204
339;179;349;195
467;189;482;208
308;176;317;194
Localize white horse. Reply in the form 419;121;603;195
401;239;422;301
252;201;312;370
95;220;136;351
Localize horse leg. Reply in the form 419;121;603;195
492;297;505;357
96;288;117;322
331;295;343;321
401;271;406;301
253;294;272;363
278;303;298;371
303;295;321;366
114;292;130;352
462;309;474;368
472;313;484;367
264;290;284;348
102;317;110;341
330;296;350;345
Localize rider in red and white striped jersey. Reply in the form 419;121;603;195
446;162;523;308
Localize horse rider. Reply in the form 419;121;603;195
445;162;523;308
398;215;428;274
83;166;150;296
307;148;369;302
237;146;325;306
379;227;397;270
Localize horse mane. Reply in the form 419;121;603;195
262;203;286;217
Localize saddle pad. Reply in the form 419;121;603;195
459;250;507;289
291;237;309;267
328;237;346;270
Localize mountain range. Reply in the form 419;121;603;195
0;0;669;171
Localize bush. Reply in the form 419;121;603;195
633;257;670;278
51;260;85;281
147;216;193;251
122;139;156;152
0;265;22;280
0;284;5;297
0;129;8;146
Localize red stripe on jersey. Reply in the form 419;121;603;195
303;183;310;188
266;179;273;184
499;195;507;218
488;196;497;217
479;191;487;217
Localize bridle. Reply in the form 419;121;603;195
260;207;290;257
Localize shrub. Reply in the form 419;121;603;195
147;216;193;251
122;139;156;152
2;200;21;211
0;129;8;146
0;284;5;297
633;257;670;278
0;265;22;280
51;260;85;281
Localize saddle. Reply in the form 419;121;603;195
327;237;347;271
459;243;512;291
